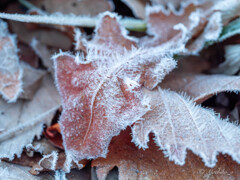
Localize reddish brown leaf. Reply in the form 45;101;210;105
161;73;240;103
44;123;63;149
54;12;176;161
92;127;240;180
142;0;240;53
0;19;23;102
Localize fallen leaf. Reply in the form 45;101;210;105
30;39;55;75
131;88;240;167
0;19;23;102
140;2;209;49
0;75;60;160
44;123;63;149
19;63;46;100
18;42;39;68
93;127;240;180
54;12;176;161
160;73;240;103
0;161;45;180
175;56;211;74
143;0;240;53
30;0;113;16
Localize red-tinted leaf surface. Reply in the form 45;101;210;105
44;123;63;149
0;19;23;102
161;73;240;103
92;127;240;180
54;12;176;161
142;0;239;53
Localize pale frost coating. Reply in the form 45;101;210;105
0;19;23;102
53;12;177;161
0;76;61;160
132;88;240;167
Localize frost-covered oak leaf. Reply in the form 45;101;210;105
0;75;60;160
131;88;240;167
0;19;23;102
92;127;240;180
143;0;240;54
161;73;240;103
54;12;176;160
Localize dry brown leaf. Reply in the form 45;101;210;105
19;63;46;100
175;56;211;74
30;0;113;16
18;43;39;68
0;75;60;160
161;73;240;103
143;0;240;54
92;127;240;180
131;88;240;167
0;19;23;102
54;12;176;161
140;2;210;49
30;39;55;75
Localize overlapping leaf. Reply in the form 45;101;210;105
0;75;60;160
161;73;240;103
54;12;176;161
142;0;240;54
0;19;23;102
131;88;240;167
93;127;240;180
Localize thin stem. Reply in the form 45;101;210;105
0;12;147;32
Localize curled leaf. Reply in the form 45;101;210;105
161;73;240;103
54;12;176;160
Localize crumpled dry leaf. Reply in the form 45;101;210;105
161;73;240;103
143;0;240;54
131;88;240;167
30;0;113;16
0;75;60;160
93;127;240;180
140;2;211;50
0;19;23;102
19;63;46;100
54;12;176;161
